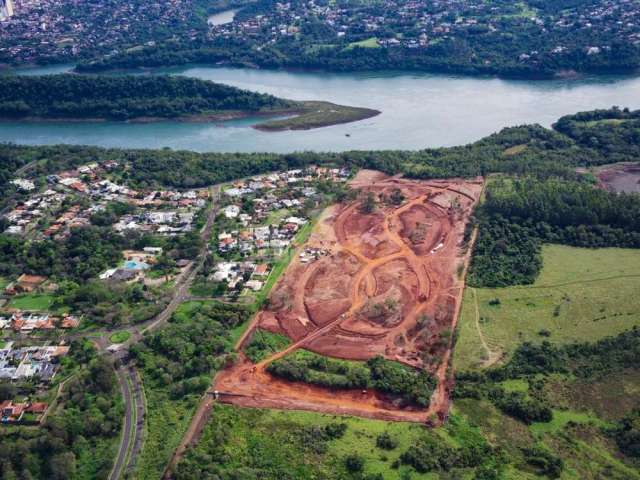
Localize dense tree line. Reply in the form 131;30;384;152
3;107;639;192
554;107;640;162
0;75;294;121
0;341;121;480
469;176;640;287
267;352;436;407
399;434;495;474
130;302;250;399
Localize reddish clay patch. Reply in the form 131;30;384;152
214;171;483;424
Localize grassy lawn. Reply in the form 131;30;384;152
0;277;10;291
454;245;640;371
109;330;131;344
8;293;54;311
345;37;379;49
262;208;290;226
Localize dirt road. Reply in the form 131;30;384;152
216;173;483;424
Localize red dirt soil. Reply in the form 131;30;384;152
214;171;483;424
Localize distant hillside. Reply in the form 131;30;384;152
0;74;295;121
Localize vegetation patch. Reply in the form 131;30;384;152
244;329;291;363
109;330;131;344
456;245;640;369
255;101;380;131
175;404;503;479
267;350;436;407
131;300;250;479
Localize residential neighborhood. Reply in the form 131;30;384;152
0;341;69;382
4;161;207;239
201;166;349;300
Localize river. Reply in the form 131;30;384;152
3;63;640;152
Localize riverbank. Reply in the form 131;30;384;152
0;101;380;131
254;102;380;131
1;64;639;153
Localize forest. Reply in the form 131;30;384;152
468;176;640;287
0;75;294;121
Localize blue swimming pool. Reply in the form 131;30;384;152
123;260;150;270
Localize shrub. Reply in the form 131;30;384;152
344;454;364;472
376;432;398;450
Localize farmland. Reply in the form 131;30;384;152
454;244;640;371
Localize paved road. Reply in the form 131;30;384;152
110;367;134;480
107;185;220;479
125;367;145;477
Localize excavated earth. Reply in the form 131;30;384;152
214;170;483;424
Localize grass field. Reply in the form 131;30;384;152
8;293;54;311
454;244;640;371
345;37;380;50
109;331;131;344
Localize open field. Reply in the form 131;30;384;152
7;293;54;310
109;331;131;344
454;245;640;371
177;403;481;480
592;162;640;194
215;171;483;423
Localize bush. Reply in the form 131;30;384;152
376;432;398;450
523;446;564;478
344;454;364;472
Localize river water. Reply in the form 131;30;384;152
3;63;640;152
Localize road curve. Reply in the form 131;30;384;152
109;367;133;480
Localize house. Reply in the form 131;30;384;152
10;179;36;192
245;280;263;291
109;269;140;282
59;314;80;329
223;205;241;219
254;264;270;277
5;274;47;295
0;401;26;423
0;401;48;423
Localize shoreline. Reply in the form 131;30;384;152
0;101;381;132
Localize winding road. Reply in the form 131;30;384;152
104;185;220;480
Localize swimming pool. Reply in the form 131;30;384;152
123;260;150;270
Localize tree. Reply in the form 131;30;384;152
390;188;405;205
344;454;364;472
360;192;377;214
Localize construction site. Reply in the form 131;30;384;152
214;170;484;424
